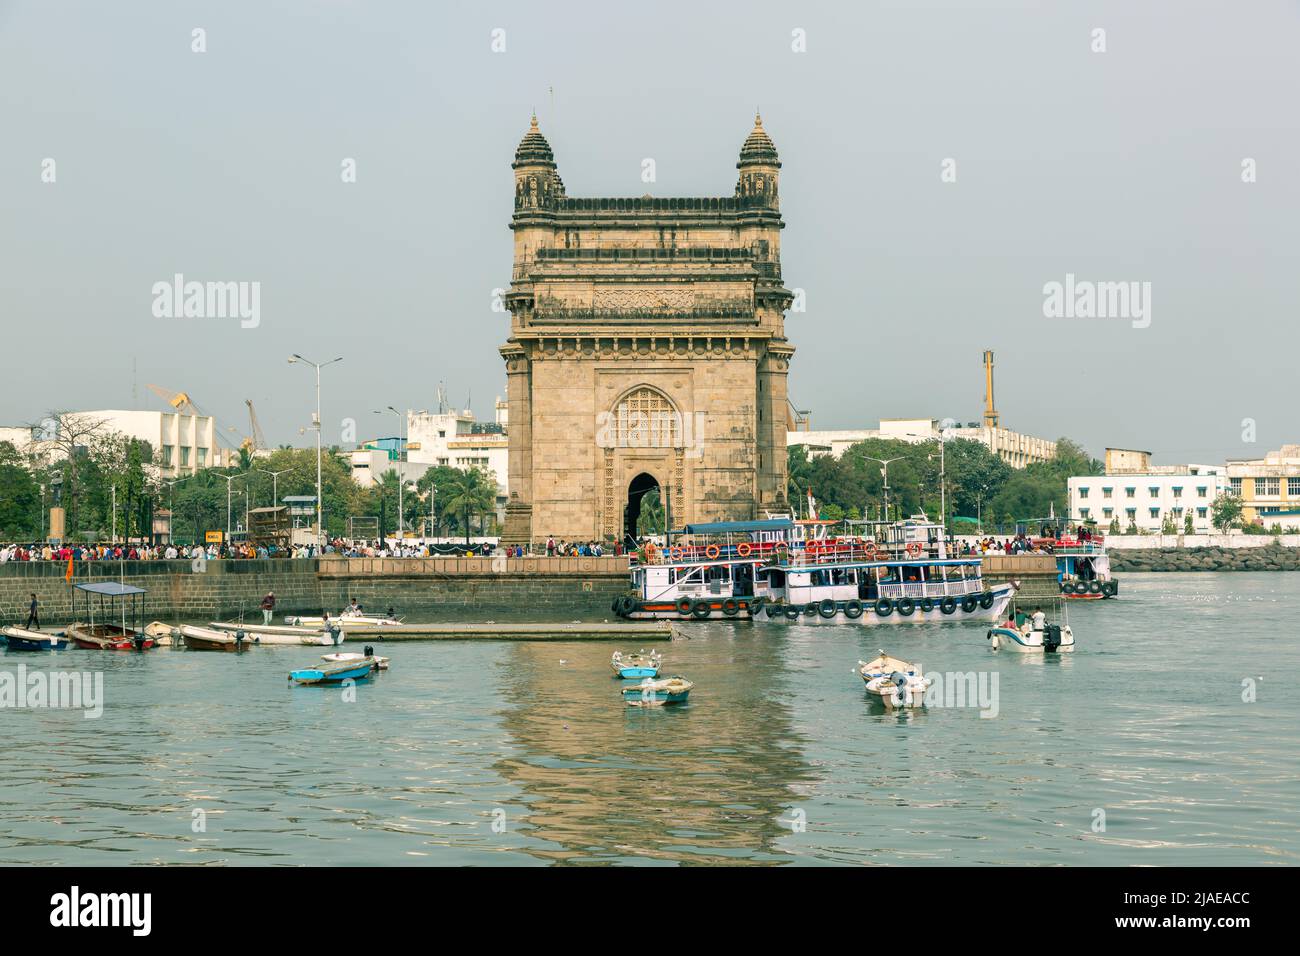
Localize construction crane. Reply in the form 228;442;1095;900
982;350;1000;429
147;383;202;418
786;397;811;432
147;383;242;451
244;400;267;454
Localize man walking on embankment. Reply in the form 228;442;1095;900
261;590;275;625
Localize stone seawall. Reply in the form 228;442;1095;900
0;556;632;625
1109;545;1300;572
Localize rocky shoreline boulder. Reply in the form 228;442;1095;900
1109;544;1300;572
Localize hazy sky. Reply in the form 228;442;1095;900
2;0;1296;464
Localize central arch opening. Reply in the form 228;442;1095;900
624;472;662;546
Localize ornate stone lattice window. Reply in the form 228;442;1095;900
611;387;680;449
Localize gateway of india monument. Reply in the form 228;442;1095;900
500;114;795;546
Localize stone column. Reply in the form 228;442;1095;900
501;344;533;545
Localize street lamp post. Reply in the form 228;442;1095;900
163;474;193;545
216;473;243;543
290;353;343;547
257;469;290;508
859;456;904;523
374;406;406;540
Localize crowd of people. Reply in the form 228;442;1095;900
0;536;627;563
958;524;1095;557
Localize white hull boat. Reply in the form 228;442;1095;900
209;621;344;646
285;614;402;627
987;624;1075;653
321;651;389;670
858;652;933;708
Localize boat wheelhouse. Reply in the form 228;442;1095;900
754;517;1017;625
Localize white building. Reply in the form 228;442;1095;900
348;447;427;490
406;399;509;496
1;410;227;478
348;398;510;521
787;418;1057;469
1069;468;1226;533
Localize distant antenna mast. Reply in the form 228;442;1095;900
982;350;999;429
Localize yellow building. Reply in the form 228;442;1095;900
1226;445;1300;527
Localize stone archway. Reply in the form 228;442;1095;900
624;472;661;544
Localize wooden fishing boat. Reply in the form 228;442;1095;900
209;621;344;646
68;623;154;651
622;676;693;706
610;649;662;679
1;626;69;651
181;625;253;652
69;581;153;650
858;651;932;708
144;621;181;647
289;657;376;685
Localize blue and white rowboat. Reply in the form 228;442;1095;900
622;676;693;706
289;659;375;685
1;626;69;651
611;649;662;679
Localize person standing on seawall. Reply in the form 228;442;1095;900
261;590;276;625
25;593;39;630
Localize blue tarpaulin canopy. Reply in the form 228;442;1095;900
679;519;794;535
74;581;146;596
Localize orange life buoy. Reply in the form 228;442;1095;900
737;542;752;557
670;547;684;561
705;544;721;559
905;542;921;556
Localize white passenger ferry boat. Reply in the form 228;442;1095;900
613;515;1017;624
754;517;1017;624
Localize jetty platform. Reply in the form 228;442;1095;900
342;621;676;641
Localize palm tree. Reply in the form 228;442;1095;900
637;487;665;537
442;468;496;544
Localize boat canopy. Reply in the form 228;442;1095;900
680;519;794;535
74;581;147;596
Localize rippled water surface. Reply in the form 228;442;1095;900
2;573;1297;865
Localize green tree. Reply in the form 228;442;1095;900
441;467;497;544
0;442;42;539
1210;492;1242;534
637;487;665;536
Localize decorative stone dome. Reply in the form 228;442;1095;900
737;113;780;168
513;114;556;168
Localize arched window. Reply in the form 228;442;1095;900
611;387;679;449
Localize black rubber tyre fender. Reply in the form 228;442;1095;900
843;599;864;619
691;600;712;619
722;598;741;616
919;598;935;613
818;598;837;619
961;596;978;613
676;597;693;616
784;605;801;620
875;598;894;617
979;591;995;610
897;598;916;616
802;603;819;618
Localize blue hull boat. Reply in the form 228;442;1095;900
1;627;69;651
289;659;375;685
622;676;694;706
610;650;662;680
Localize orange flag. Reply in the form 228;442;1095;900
65;556;73;582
